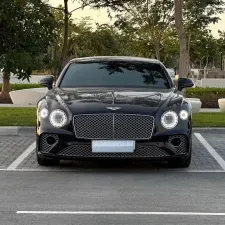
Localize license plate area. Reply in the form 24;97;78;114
92;140;135;153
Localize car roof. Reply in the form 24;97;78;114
70;56;161;64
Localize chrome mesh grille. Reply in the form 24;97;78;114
40;134;59;153
57;144;170;158
114;114;153;139
168;135;188;155
73;114;154;140
74;114;113;139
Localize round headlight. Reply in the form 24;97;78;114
161;111;178;129
49;109;67;128
39;108;49;119
179;110;189;120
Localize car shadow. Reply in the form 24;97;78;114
49;159;187;172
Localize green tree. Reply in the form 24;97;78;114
49;0;133;76
160;29;180;67
114;0;174;60
47;5;75;78
189;29;219;69
218;31;225;54
174;0;224;77
0;0;56;103
68;19;124;57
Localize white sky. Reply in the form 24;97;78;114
49;0;225;38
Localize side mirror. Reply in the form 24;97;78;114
39;76;54;90
178;78;194;91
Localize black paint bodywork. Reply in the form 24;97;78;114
36;56;193;162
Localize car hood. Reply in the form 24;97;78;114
46;87;181;115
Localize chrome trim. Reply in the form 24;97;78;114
106;107;121;111
73;113;155;140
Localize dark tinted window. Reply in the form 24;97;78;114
60;61;171;88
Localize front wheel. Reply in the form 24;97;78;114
168;136;192;168
167;154;191;168
36;153;60;166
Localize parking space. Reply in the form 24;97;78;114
0;132;224;172
190;134;222;170
1;131;225;225
201;133;225;160
0;136;35;169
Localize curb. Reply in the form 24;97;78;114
0;126;225;136
0;127;35;136
193;128;225;133
0;104;36;107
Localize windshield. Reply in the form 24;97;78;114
59;61;171;89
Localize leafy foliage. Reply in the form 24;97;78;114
0;0;57;80
184;0;225;30
113;0;174;60
189;29;219;68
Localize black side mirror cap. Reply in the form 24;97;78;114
39;76;54;90
178;78;194;91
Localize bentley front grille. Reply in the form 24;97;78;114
73;114;154;140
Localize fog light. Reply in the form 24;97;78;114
46;136;57;145
171;138;181;147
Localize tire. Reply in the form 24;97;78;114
36;153;59;166
168;153;191;168
180;153;192;168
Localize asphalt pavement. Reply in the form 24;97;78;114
0;131;225;225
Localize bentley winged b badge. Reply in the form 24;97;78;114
106;107;121;111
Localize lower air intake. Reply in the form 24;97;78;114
57;144;170;158
168;135;188;155
40;134;59;153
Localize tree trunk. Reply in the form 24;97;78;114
0;72;12;104
154;42;160;60
206;56;209;68
50;44;59;81
174;0;189;78
59;0;69;75
187;32;191;78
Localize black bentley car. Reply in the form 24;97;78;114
37;56;194;167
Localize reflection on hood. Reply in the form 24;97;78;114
50;87;173;108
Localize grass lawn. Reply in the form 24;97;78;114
0;108;36;126
192;112;225;127
0;108;225;127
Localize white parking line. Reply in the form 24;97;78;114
194;133;225;171
7;142;36;170
16;211;225;216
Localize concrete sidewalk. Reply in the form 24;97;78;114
0;127;35;136
200;108;220;112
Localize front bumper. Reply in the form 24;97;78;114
36;132;191;160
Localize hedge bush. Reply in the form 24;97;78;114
187;87;225;108
0;83;42;92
